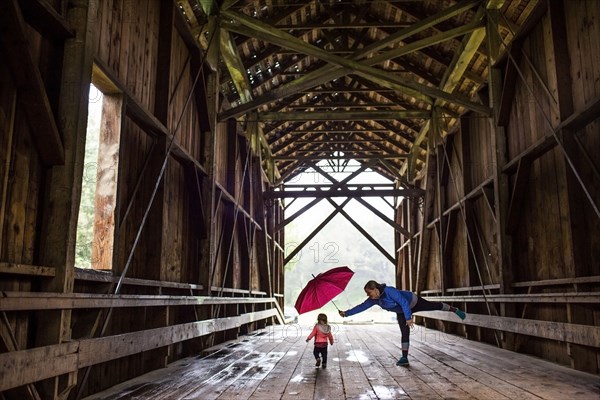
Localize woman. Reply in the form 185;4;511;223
339;280;466;366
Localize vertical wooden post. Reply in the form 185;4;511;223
154;0;174;126
253;159;272;297
200;69;220;297
459;115;475;284
36;0;94;397
409;198;419;292
486;7;515;349
432;109;446;294
0;77;16;255
399;198;410;290
415;146;436;294
547;0;594;371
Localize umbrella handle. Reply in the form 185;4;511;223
330;300;340;311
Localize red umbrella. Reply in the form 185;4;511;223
294;266;354;314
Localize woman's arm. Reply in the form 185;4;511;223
340;298;377;317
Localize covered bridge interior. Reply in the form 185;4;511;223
0;0;598;399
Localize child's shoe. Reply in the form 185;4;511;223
396;356;409;366
322;363;327;369
454;308;466;320
315;358;321;367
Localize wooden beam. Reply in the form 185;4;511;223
273;22;412;29
559;94;600;132
512;275;600;288
258;110;430;122
154;0;175;124
428;179;499;227
422;293;600;303
285;102;398;110
505;159;531;235
0;262;56;277
92;61;208;176
0;309;279;392
293;139;386;145
415;147;436;293
219;0;483;119
273;163;372;231
486;7;515;351
222;13;490;114
215;181;262;231
284;198;351;264
419;311;600;348
173;1;202;51
267;188;424;199
281;129;393;134
493;0;547;66
331;199;396;265
19;0;74;39
0;292;279;311
220;28;253;103
354;197;411;237
273;155;408;161
0;341;80;393
0;0;64;165
75;268;204;290
497;41;522;126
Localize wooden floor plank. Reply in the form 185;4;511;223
364;325;476;399
336;329;380;399
312;326;345;400
444;330;600;393
248;325;314;399
82;332;272;400
418;327;598;399
183;329;295;400
351;327;414;399
354;325;446;400
82;324;600;400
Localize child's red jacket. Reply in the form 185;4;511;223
306;323;334;345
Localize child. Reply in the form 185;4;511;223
306;313;334;369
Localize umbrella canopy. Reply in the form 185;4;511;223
294;266;354;314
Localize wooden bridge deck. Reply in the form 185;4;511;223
84;324;600;400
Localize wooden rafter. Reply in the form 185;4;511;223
219;0;483;120
0;0;64;165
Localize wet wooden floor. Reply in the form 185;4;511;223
84;324;600;400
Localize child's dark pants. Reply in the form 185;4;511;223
313;344;328;364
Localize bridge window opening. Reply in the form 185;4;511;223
75;72;122;270
283;159;396;325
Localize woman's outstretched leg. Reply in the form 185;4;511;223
412;297;466;319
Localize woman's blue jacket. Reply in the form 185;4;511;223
345;284;416;319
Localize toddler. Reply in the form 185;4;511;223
306;313;334;369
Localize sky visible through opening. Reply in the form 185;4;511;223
283;161;398;326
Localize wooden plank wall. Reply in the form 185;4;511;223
401;0;599;374
0;0;284;397
0;1;57;362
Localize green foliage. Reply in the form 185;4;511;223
75;88;102;268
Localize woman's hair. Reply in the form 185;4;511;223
317;313;328;324
364;280;383;291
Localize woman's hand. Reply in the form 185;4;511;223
406;318;414;328
339;310;346;317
